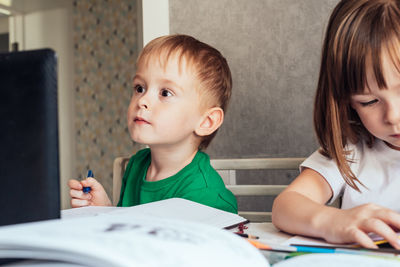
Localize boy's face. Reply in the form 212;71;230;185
127;53;205;148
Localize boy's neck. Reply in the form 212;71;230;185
145;145;199;182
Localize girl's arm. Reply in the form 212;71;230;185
272;168;400;249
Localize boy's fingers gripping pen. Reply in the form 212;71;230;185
83;170;93;194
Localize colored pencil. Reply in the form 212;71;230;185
235;233;259;239
245;240;400;258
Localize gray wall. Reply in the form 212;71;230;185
169;0;339;211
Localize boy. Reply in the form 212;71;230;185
69;34;237;213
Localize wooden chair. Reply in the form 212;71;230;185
112;156;306;222
210;157;305;222
113;157;131;206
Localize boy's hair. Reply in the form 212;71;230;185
136;34;232;150
314;0;400;191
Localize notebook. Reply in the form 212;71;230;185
62;198;249;229
0;49;60;226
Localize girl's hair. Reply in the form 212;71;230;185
315;0;400;191
136;34;232;150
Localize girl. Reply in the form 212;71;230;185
272;0;400;249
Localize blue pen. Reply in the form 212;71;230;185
83;170;93;193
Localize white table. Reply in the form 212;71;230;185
242;223;292;243
229;223;294;264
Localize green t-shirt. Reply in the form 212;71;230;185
117;148;238;213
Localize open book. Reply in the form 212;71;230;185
0;199;263;267
62;198;249;229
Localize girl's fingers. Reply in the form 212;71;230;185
377;209;400;232
363;217;400;249
349;228;378;249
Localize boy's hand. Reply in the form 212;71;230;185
68;178;112;207
320;203;400;249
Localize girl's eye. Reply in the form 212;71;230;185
160;89;173;97
360;99;378;107
134;85;145;94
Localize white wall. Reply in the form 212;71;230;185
141;0;169;46
9;6;75;209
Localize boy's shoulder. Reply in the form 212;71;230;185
184;150;224;186
194;149;210;162
191;150;212;170
179;150;238;213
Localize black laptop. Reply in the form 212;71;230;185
0;49;60;226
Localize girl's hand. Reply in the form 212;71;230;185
68;178;112;207
320;203;400;249
273;169;400;249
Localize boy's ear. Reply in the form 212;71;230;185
195;107;224;137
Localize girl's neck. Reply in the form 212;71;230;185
145;144;198;182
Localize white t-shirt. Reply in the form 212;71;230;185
301;139;400;211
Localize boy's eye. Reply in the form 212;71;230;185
360;99;378;107
134;85;145;94
160;89;173;97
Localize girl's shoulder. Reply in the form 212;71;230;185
348;138;399;159
301;140;366;176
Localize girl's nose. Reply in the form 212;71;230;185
384;100;400;125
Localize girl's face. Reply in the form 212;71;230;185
351;52;400;151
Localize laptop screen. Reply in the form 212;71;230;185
0;49;60;226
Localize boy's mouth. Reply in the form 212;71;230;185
134;116;150;124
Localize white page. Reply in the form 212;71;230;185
0;212;268;267
61;206;124;219
109;198;248;228
2;259;85;266
273;253;400;267
243;223;292;244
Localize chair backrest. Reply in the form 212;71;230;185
113;157;131;205
210;158;305;222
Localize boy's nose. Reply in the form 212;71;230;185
140;102;148;109
137;93;151;110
